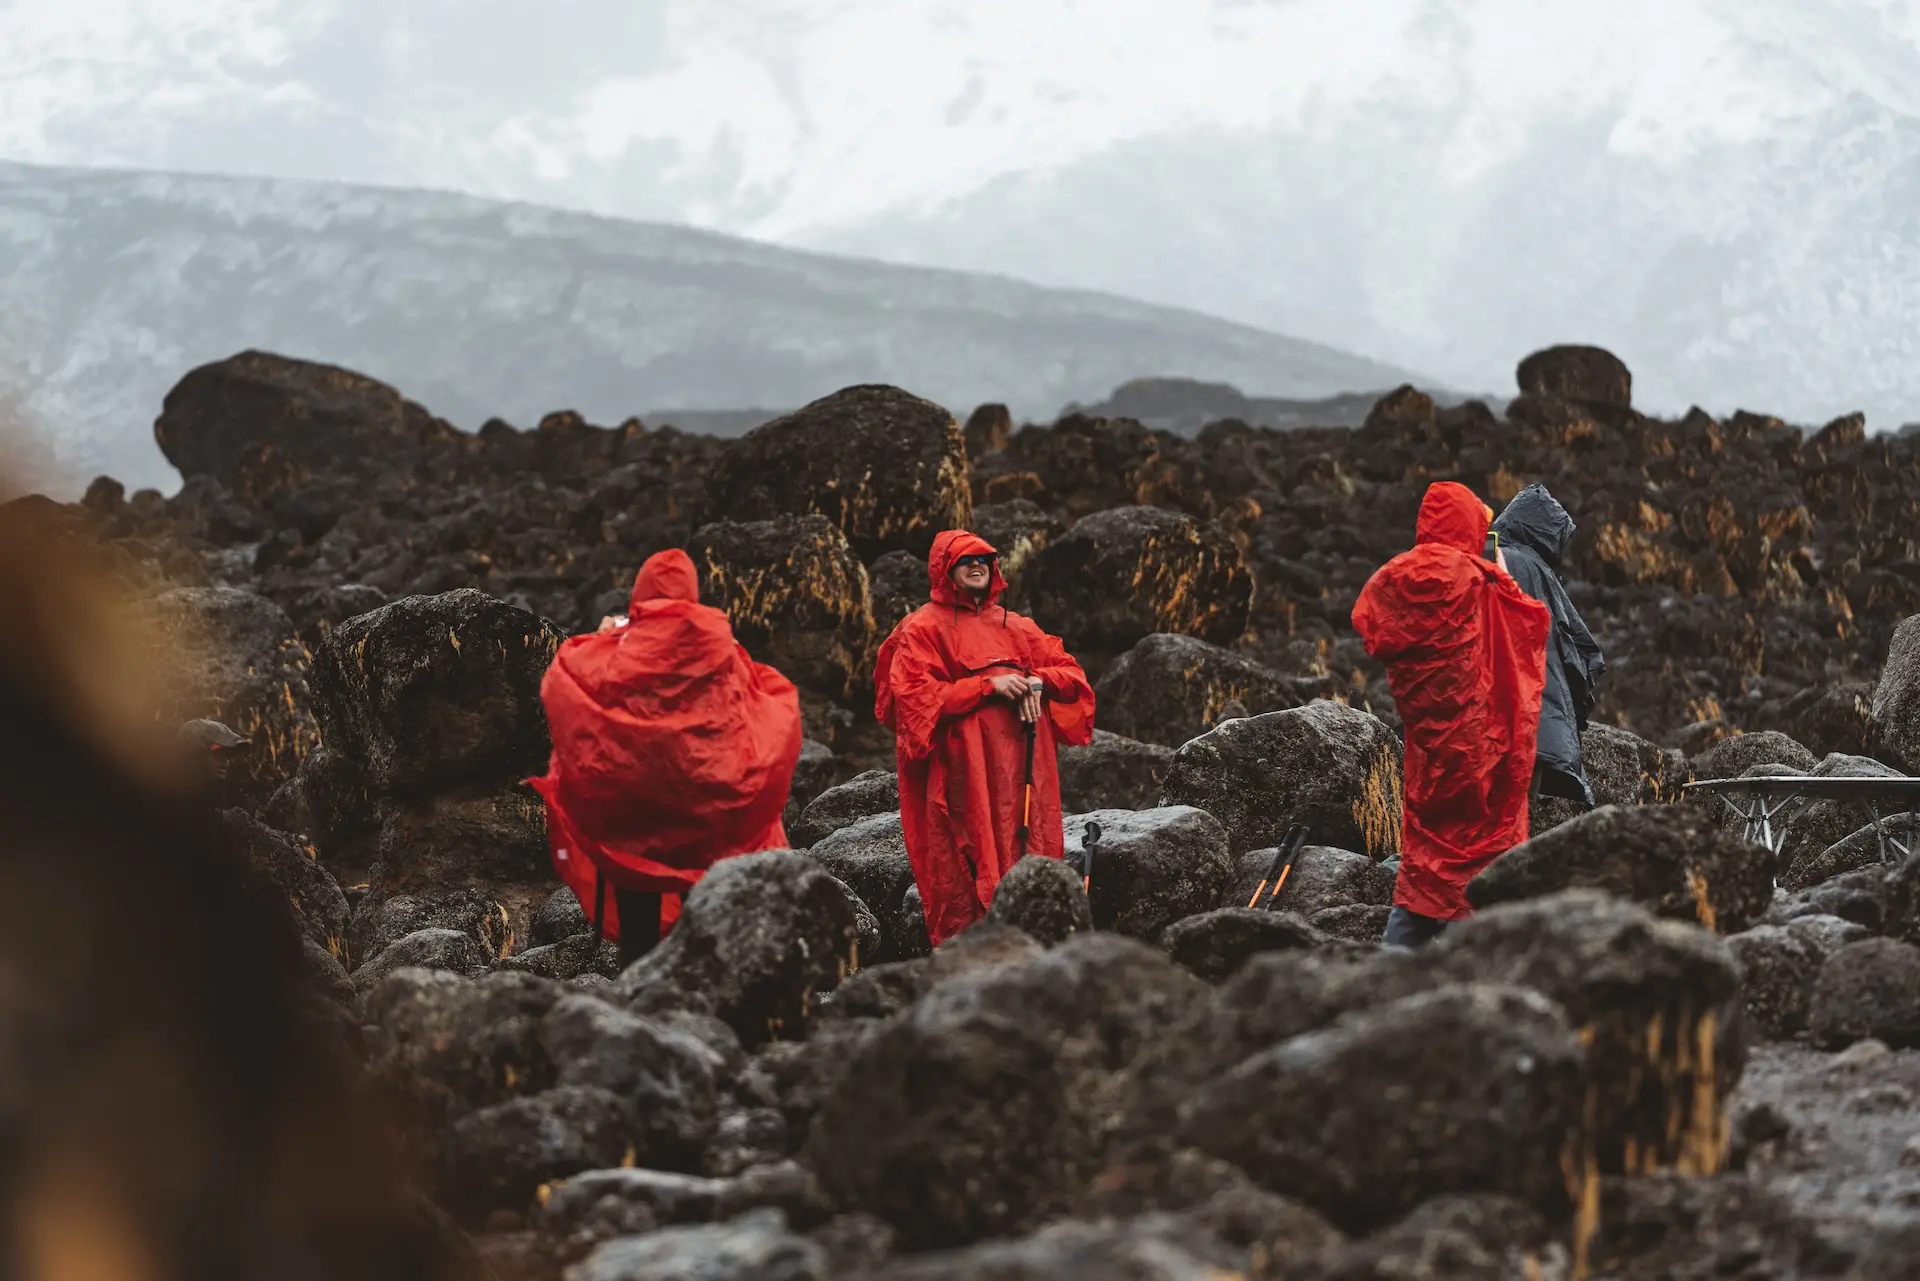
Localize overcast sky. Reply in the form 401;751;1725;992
6;0;1920;423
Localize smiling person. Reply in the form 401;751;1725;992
876;530;1095;945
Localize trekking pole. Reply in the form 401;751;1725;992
1016;713;1037;861
1081;820;1102;896
1248;824;1310;910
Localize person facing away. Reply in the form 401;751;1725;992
875;530;1095;945
1353;482;1551;949
530;549;802;966
1486;483;1607;808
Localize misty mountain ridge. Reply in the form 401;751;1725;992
0;161;1420;494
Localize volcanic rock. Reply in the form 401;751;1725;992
533;886;592;946
1874;615;1920;768
804;813;916;962
616;852;861;1047
1064;807;1233;941
153;350;461;504
447;1084;633;1219
371;785;548;915
789;771;899;848
692;515;874;696
1581;723;1693;809
807;934;1207;1248
1316;1194;1554;1281
1784;822;1900;892
1160;908;1324;982
1094;633;1309;747
309;588;562;800
1057;730;1172;812
698;385;970;560
966;499;1064;603
1759;683;1889;762
271;743;374;849
220;808;348;955
348;888;513;969
1692;730;1818;780
1774;867;1886;931
1177;984;1584;1232
857;1219;1240;1281
985;855;1093;946
1727;925;1824;1041
1780;753;1909;869
1309;904;1395;944
1159;702;1404;858
1880;850;1920;945
1469;804;1774;935
1809;938;1920;1050
1515;345;1633;408
1023;506;1252;655
866;549;926;637
127;585;319;805
569;1211;829;1281
542;993;720;1168
1232;844;1396;918
352;929;492;993
786;739;860;818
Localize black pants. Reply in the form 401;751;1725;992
1381;905;1448;949
614;888;662;969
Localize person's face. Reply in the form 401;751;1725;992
951;554;995;594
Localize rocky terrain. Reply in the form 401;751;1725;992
10;341;1920;1277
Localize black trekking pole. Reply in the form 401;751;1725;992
1248;824;1310;910
1081;820;1102;896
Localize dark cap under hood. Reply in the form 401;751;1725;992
1491;484;1576;570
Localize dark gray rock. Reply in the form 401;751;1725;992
1094;632;1309;747
1160;908;1324;982
1882;852;1920;946
371;784;548;911
308;588;563;799
827;877;885;969
857;1219;1242;1281
567;1209;829;1281
1810;938;1920;1050
692;514;875;697
1178;985;1584;1232
1309;904;1395;944
807;934;1208;1249
1232;844;1395;917
1784;821;1901;892
543;993;719;1169
220;809;348;955
985;855;1094;946
1160;702;1404;858
1023;506;1252;655
967;499;1064;605
1065;807;1232;941
1874;615;1920;769
1780;753;1909;869
1775;867;1887;932
1692;730;1817;781
697;384;970;560
1728;925;1824;1040
445;1085;632;1218
790;771;899;848
805;813;916;963
1785;913;1871;958
1469;804;1775;935
1057;730;1173;813
495;934;620;982
616;852;861;1047
353;928;491;993
867;549;927;637
535;886;592;946
349;887;512;969
1516;345;1632;407
787;739;858;818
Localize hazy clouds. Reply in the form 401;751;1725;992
6;0;1920;423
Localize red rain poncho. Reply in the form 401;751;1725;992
529;549;802;942
1352;482;1550;921
875;531;1095;945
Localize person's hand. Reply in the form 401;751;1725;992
597;615;624;634
1018;678;1045;723
986;672;1031;702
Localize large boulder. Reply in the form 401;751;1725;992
858;1220;1240;1281
616;852;861;1047
1094;633;1309;747
567;1213;829;1281
866;549;927;637
1160;703;1404;858
1022;506;1252;654
1177;985;1585;1232
789;771;899;848
1727;925;1824;1041
1057;730;1172;813
697;385;970;560
1160;908;1324;982
309;589;563;800
804;813;917;963
1515;345;1632;408
219;809;348;956
153;350;460;503
1469;804;1775;935
1582;723;1693;808
126;586;319;805
352;928;492;993
966;499;1064;604
1874;615;1920;768
692;515;875;696
806;934;1207;1249
1809;938;1920;1050
1783;821;1899;892
1691;730;1817;781
1780;753;1909;869
371;786;549;919
1065;807;1233;941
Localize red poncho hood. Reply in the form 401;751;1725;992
530;549;801;940
925;529;1009;609
1353;482;1549;921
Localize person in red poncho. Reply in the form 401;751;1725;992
529;549;802;965
875;530;1095;945
1353;482;1551;949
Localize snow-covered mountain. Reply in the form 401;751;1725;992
5;0;1920;450
0;161;1417;493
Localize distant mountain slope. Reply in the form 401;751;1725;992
0;162;1420;493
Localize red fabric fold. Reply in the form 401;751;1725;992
529;549;802;942
1352;483;1550;921
875;530;1095;944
